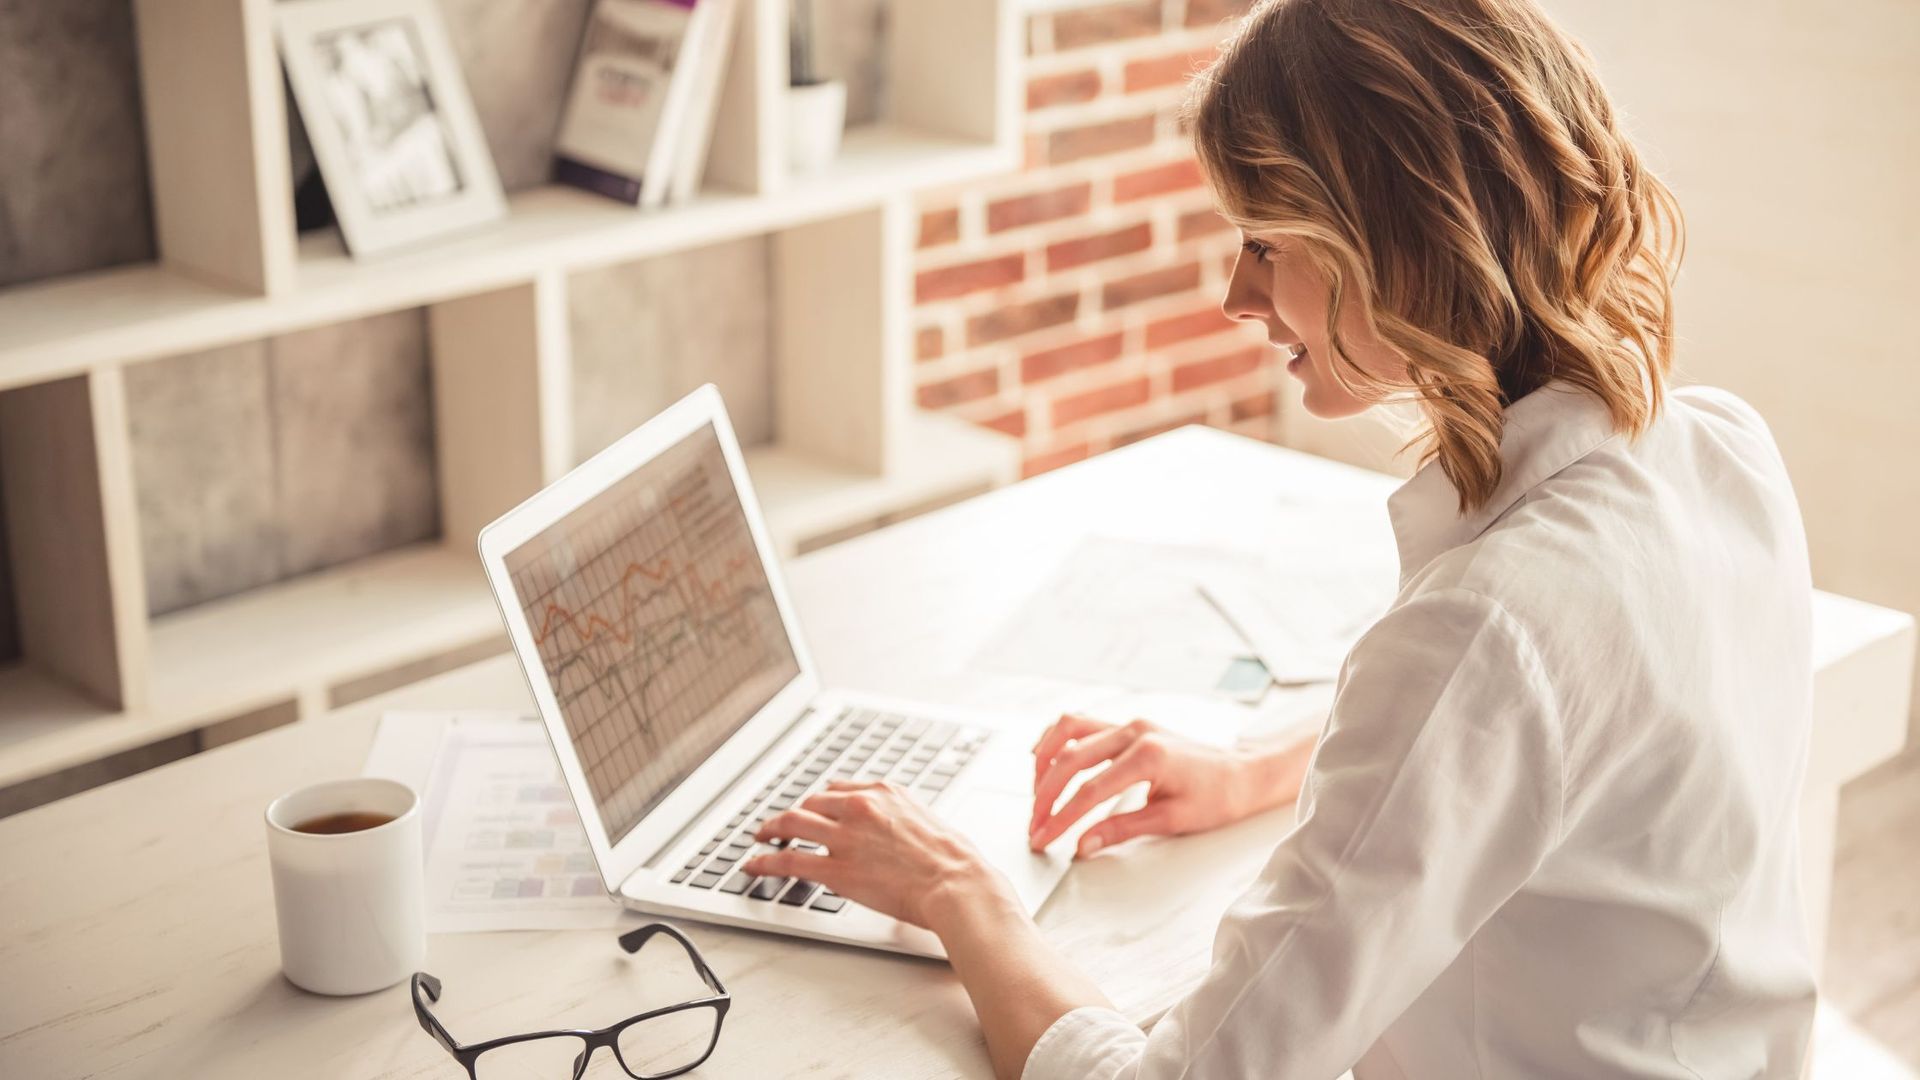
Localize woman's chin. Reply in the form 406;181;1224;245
1297;376;1374;420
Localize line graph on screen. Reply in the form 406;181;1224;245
503;424;799;842
529;551;758;702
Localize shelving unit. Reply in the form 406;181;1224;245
0;128;1010;389
0;0;1023;799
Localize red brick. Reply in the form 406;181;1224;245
1053;375;1152;427
1146;304;1237;349
1022;442;1093;479
1046;222;1152;272
1178;207;1233;241
1114;159;1204;203
1124;47;1216;93
1102;261;1203;309
1021;332;1125;384
1172;346;1265;393
966;292;1080;346
1024;133;1047;170
1230;390;1277;421
1186;0;1256;27
918;367;1001;409
915;325;944;362
988;183;1093;233
915;253;1024;303
1113;411;1207;448
918;207;960;248
1053;2;1162;50
1048;114;1156;165
980;408;1029;438
1027;69;1101;110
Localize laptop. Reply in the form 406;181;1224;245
477;384;1082;959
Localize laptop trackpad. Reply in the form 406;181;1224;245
942;787;1074;914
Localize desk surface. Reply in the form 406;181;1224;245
1;427;1910;1080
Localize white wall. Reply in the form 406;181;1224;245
1276;0;1920;738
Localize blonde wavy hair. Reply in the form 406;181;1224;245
1189;0;1686;511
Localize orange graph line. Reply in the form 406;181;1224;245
531;553;752;650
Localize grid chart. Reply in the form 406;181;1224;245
504;424;800;846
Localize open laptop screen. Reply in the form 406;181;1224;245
500;422;802;846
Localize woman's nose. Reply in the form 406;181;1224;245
1221;250;1267;324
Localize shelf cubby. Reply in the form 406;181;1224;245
0;370;151;789
147;541;500;726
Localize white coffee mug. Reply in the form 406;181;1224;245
264;777;427;995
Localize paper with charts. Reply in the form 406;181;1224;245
1193;497;1400;685
971;536;1272;700
363;711;624;932
502;421;800;850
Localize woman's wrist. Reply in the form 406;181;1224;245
928;862;1113;1080
921;861;1025;939
1229;737;1313;820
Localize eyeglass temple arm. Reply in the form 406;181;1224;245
411;972;465;1051
617;923;728;997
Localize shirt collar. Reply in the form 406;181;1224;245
1386;383;1623;584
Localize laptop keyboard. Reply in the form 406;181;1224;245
668;707;989;914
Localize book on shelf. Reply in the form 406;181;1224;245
553;0;740;209
667;0;742;205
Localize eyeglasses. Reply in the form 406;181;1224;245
412;923;731;1079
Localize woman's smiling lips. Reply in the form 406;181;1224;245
1276;341;1309;374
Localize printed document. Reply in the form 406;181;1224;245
363;711;624;932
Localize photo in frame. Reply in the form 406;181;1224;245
276;0;505;257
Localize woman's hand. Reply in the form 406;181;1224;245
747;779;1116;1080
1028;714;1310;857
742;779;1019;932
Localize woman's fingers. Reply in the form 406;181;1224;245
1029;747;1152;850
740;845;832;882
821;778;896;799
1075;802;1174;857
793;788;873;822
1031;713;1110;781
824;778;887;790
734;779;1021;930
755;807;842;847
1029;723;1142;835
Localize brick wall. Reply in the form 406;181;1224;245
911;0;1275;479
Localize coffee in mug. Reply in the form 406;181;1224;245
265;777;426;995
292;811;396;835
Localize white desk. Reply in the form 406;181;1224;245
1;427;1910;1078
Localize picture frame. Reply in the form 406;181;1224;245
275;0;506;257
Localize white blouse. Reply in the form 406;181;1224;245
1023;384;1818;1079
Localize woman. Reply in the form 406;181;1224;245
744;0;1817;1075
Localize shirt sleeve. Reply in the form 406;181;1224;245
1023;587;1566;1080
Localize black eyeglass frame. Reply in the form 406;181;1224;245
412;922;731;1080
